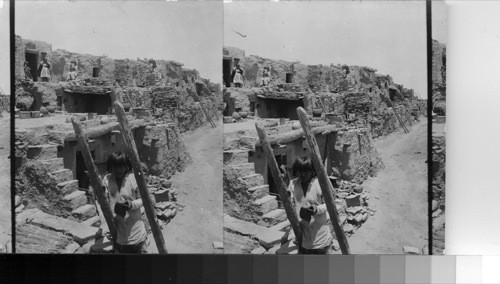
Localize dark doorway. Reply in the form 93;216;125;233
267;154;288;199
93;67;100;78
66;93;112;114
25;52;38;81
389;88;397;101
257;98;304;120
76;150;96;189
223;59;232;87
84;94;111;114
249;101;255;113
286;73;293;83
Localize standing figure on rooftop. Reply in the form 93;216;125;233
67;60;78;81
288;156;333;254
38;58;51;82
103;151;148;254
23;61;33;81
260;66;271;87
230;59;244;88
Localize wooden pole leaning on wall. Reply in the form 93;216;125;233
393;108;409;133
71;118;117;242
384;98;409;134
296;107;351;255
112;87;168;254
255;123;303;245
318;96;327;114
189;87;216;128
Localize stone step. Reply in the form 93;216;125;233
51;168;73;183
26;144;59;160
36;158;64;173
231;163;255;177
29;210;99;245
63;190;88;210
224;214;284;250
270;220;291;232
253;195;278;215
247;185;269;200
262;209;287;226
72;204;97;222
81;215;101;227
56;180;79;195
243;174;264;187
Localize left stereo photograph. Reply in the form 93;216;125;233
13;1;223;254
0;0;12;254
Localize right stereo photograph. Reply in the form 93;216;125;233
222;0;445;255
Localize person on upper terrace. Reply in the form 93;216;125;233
38;58;52;82
260;66;271;87
67;60;78;81
23;62;33;81
230;59;244;88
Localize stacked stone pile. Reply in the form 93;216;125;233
147;175;181;223
331;180;372;234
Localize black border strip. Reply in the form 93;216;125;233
426;0;433;255
10;0;15;254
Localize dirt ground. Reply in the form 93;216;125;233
148;121;223;253
0;112;11;250
348;119;428;254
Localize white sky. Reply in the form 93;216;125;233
0;0;9;95
433;1;447;43
225;1;429;98
15;0;222;84
1;1;447;96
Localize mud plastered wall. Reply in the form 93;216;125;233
139;123;192;179
334;129;384;184
0;95;10;113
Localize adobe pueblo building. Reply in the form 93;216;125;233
14;36;221;253
222;47;427;254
